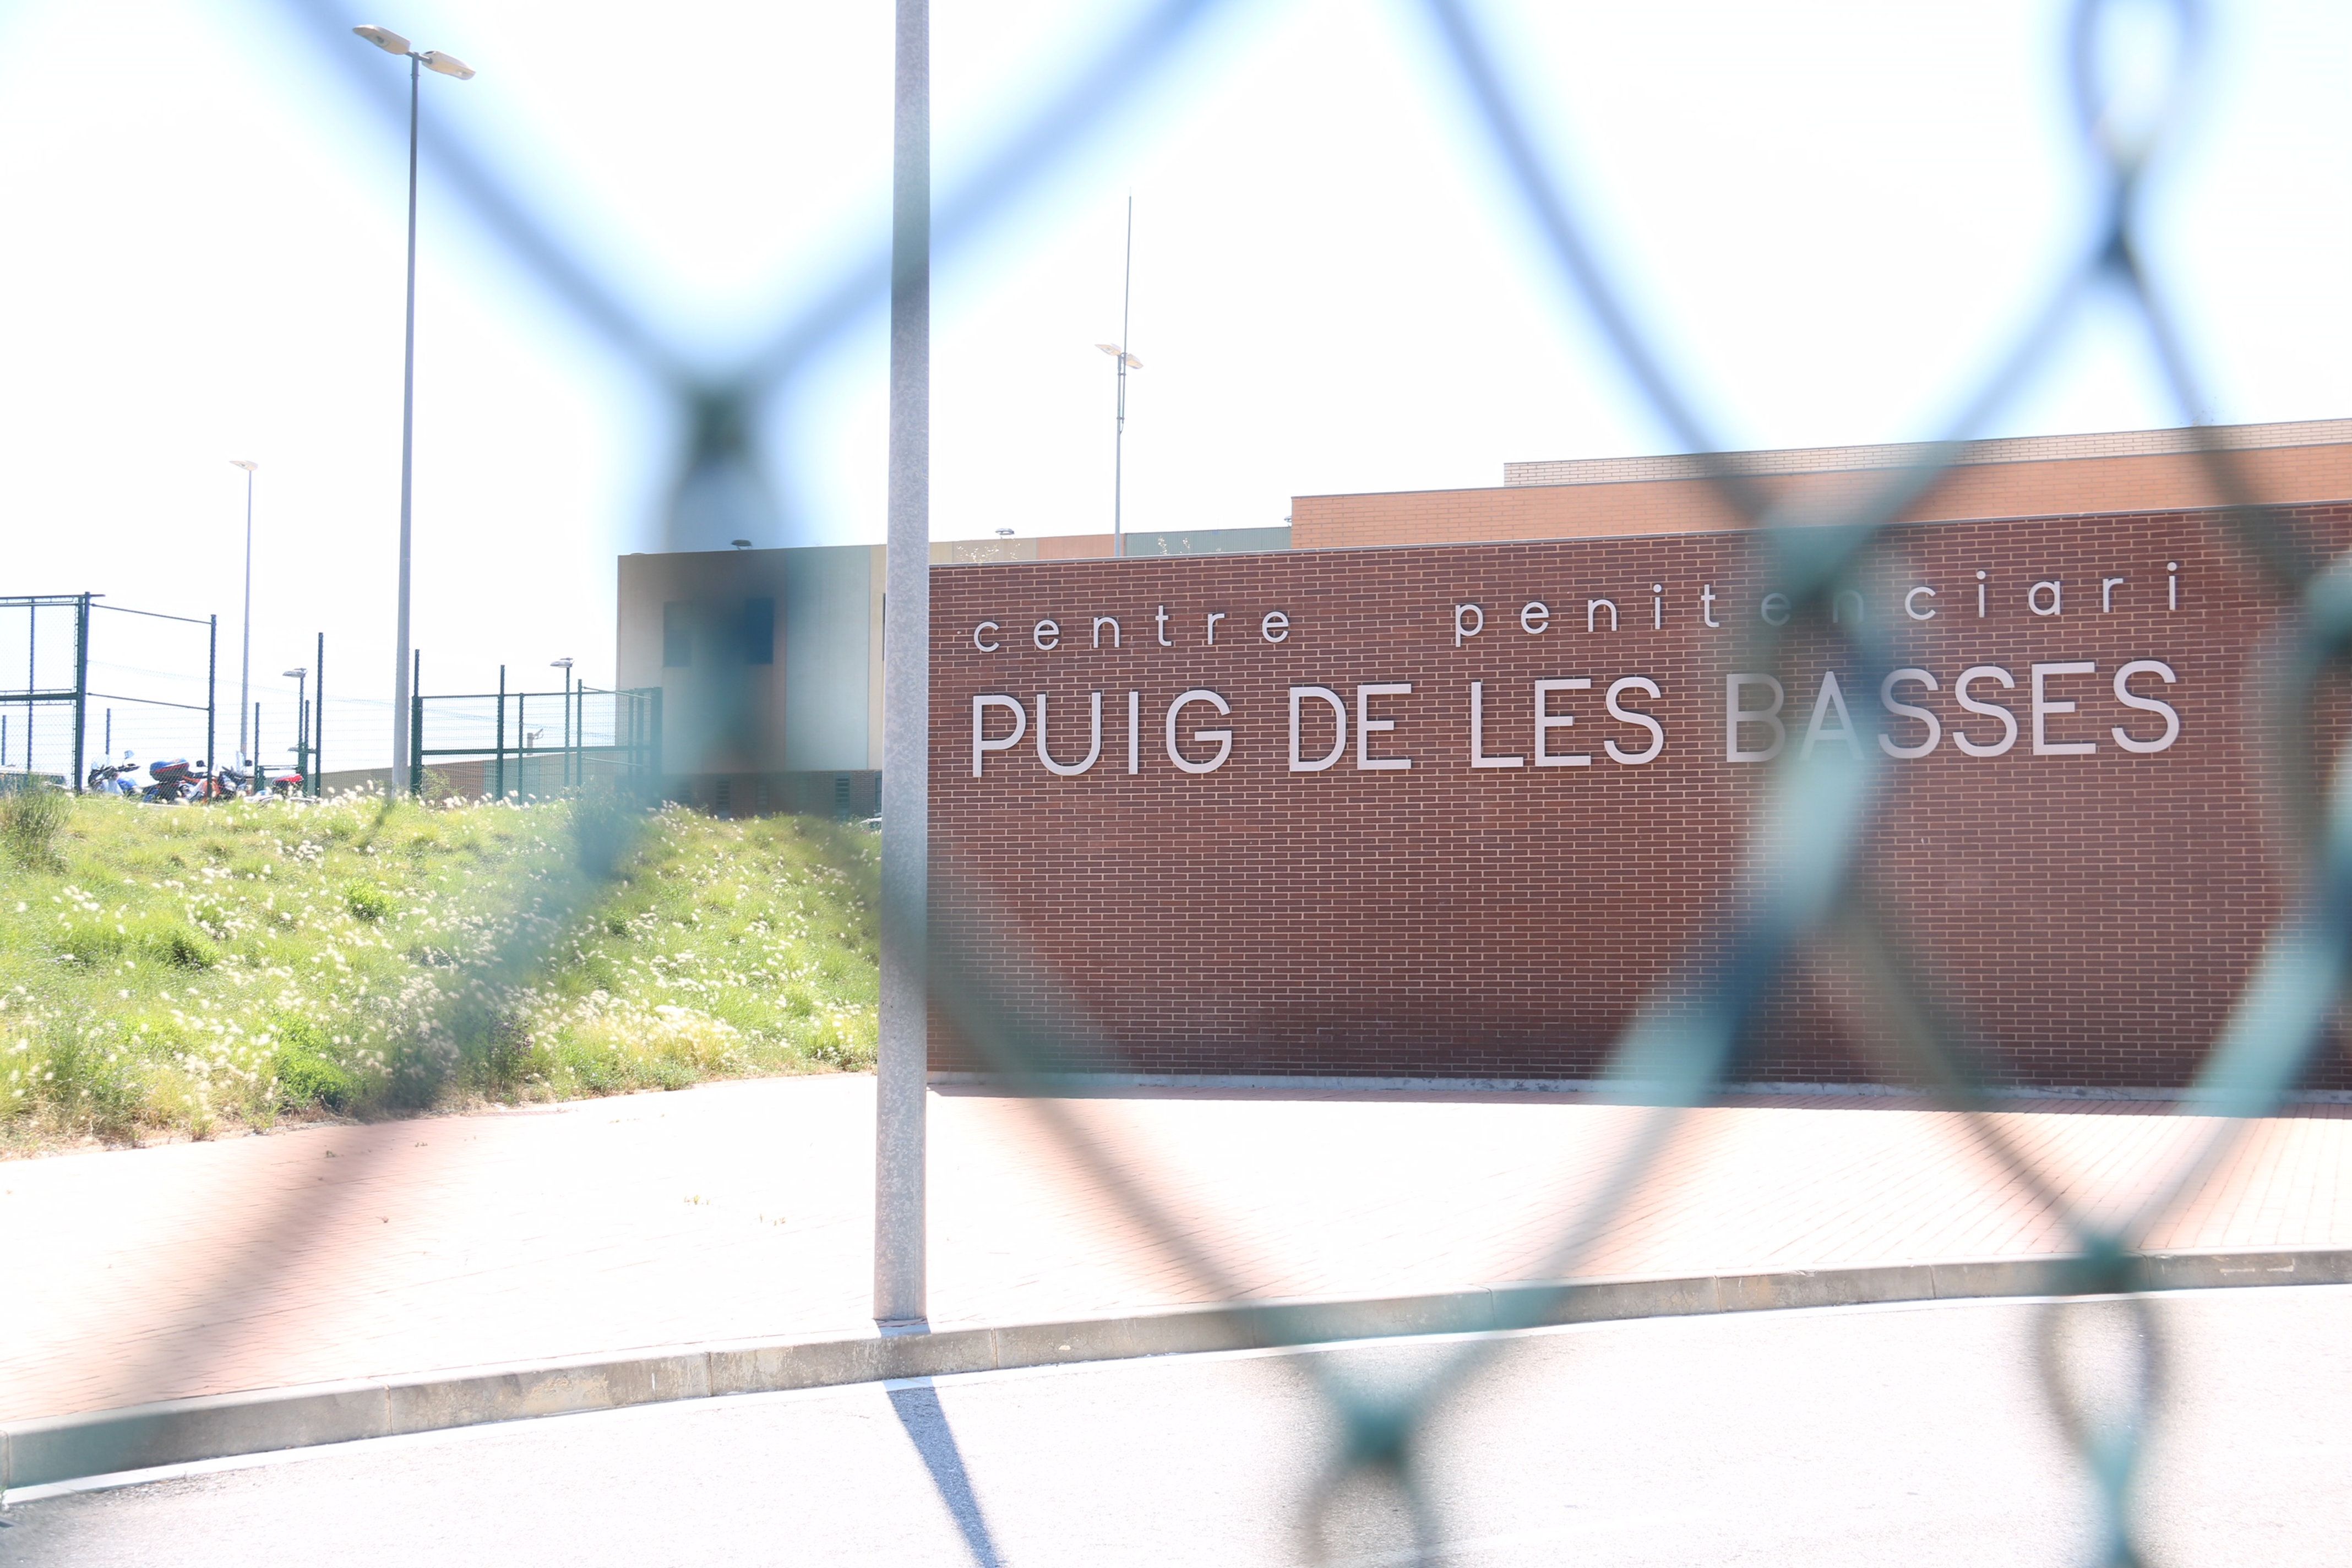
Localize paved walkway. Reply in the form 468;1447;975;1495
4;1076;2348;1424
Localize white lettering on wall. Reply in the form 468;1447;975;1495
1092;616;1120;649
1521;601;1550;635
1470;682;1526;768
1261;611;1289;644
1801;671;1863;759
2029;581;2063;617
1033;618;1060;651
1289;686;1347;772
1604;677;1665;765
1455;604;1484;647
1127;690;1141;774
1165;690;1233;774
972;694;1026;776
1587;599;1618;633
2113;660;2181;753
1534;678;1592;767
1952;666;2019;758
2030;662;2097;756
1356;684;1412;771
1725;673;1786;763
1035;691;1103;776
1880;669;1941;759
1905;587;1936;621
973;620;1000;652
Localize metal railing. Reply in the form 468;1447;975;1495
410;679;662;799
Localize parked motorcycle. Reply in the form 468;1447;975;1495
139;758;199;804
85;753;140;797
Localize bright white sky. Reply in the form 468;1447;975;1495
1;0;2345;769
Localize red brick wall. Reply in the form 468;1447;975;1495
929;504;2352;1089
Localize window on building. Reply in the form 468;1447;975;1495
662;602;691;668
742;597;776;666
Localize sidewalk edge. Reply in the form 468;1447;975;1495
9;1245;2348;1495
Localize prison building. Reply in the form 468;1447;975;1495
921;416;2352;1090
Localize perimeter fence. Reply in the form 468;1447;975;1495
21;0;2352;1561
410;681;662;799
0;594;219;790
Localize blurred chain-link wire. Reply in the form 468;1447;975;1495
33;0;2352;1561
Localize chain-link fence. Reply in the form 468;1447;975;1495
13;0;2352;1561
410;680;661;799
0;595;220;792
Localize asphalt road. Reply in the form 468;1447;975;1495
9;1285;2349;1566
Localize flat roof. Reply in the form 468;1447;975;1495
1498;417;2352;490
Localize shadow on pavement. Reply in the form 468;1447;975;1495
887;1379;1005;1568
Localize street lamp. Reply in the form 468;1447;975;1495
353;23;476;783
1093;194;1141;555
229;460;257;764
282;667;308;782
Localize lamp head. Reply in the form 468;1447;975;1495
283;668;307;680
730;538;752;550
352;24;411;54
420;50;476;79
229;459;257;471
551;657;574;669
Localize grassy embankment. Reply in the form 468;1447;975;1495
0;787;877;1152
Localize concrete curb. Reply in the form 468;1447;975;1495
926;1072;2352;1104
7;1245;2346;1495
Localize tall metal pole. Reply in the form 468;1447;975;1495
238;464;254;763
875;0;930;1329
1114;194;1131;556
390;53;421;781
495;663;506;801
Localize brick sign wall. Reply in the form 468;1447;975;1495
929;504;2352;1089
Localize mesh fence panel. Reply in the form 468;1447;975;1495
18;0;2352;1560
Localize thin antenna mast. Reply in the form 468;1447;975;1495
1095;197;1143;556
1117;194;1133;553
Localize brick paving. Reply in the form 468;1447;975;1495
3;1076;2347;1425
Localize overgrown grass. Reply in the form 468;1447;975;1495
0;790;877;1151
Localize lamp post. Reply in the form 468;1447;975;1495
551;657;573;789
1093;195;1140;556
229;460;257;763
353;23;475;782
283;667;308;782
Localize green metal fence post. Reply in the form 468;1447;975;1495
205;614;217;785
409;650;423;798
494;664;506;800
312;631;324;796
650;686;663;799
71;592;90;792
